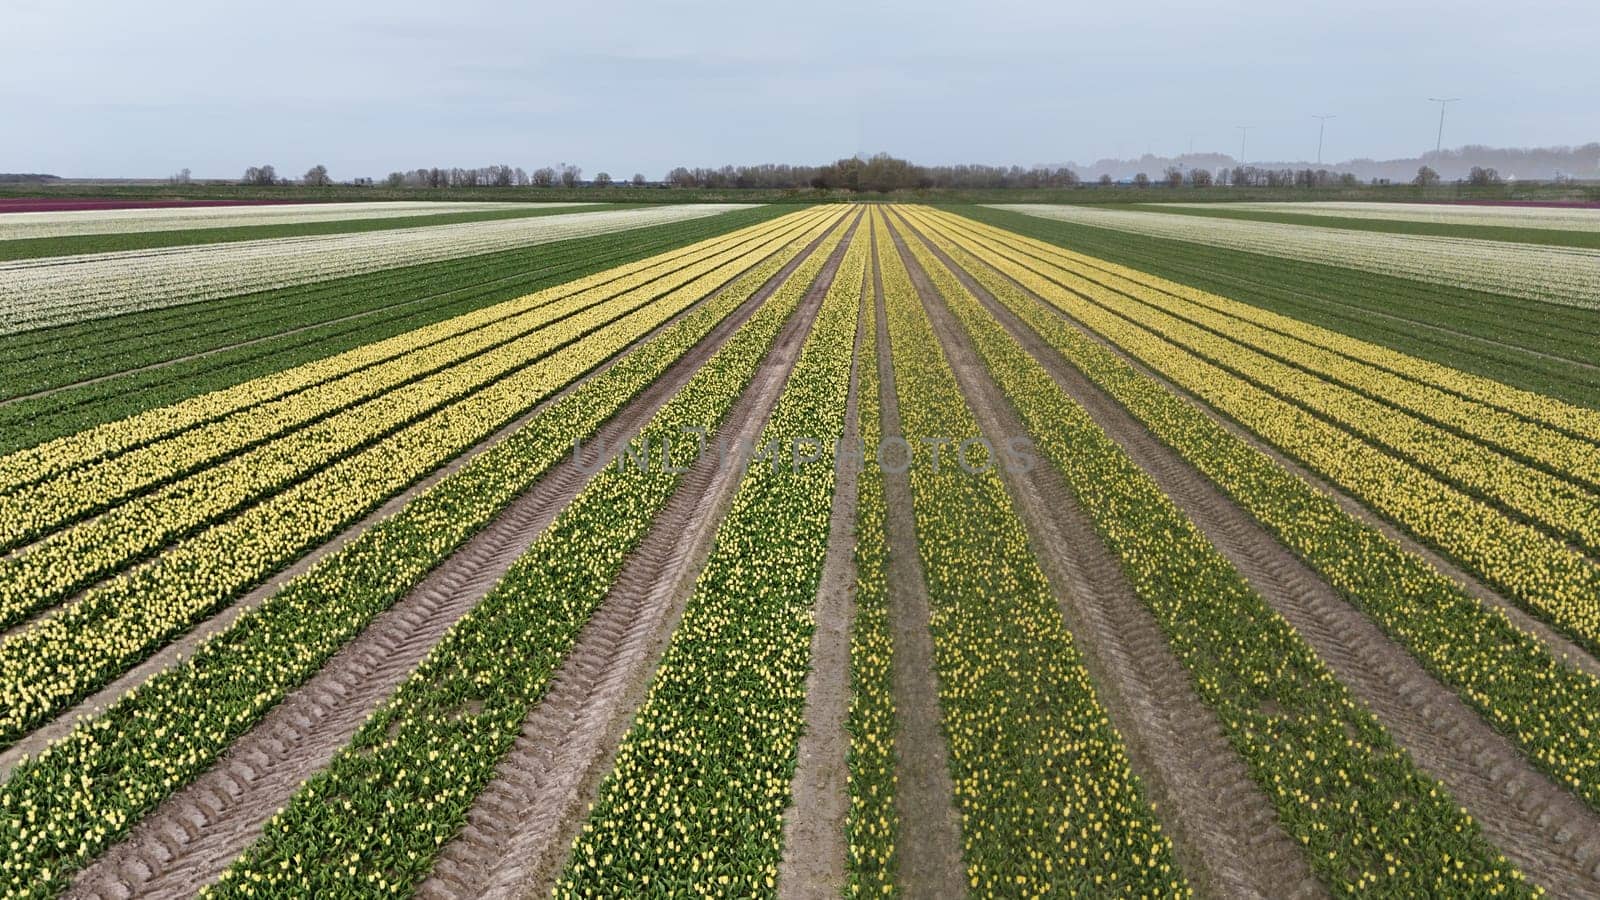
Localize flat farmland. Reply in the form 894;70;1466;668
3;197;1600;899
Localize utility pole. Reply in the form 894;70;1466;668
1428;97;1460;155
1236;125;1251;166
1313;115;1336;165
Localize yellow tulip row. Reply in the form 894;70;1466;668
0;207;827;500
0;207;848;899
960;214;1600;454
0;211;839;631
912;209;1600;658
844;216;898;897
927;213;1600;559
0;208;853;747
870;209;1186;897
206;212;863;899
894;206;1533;896
903;206;1600;816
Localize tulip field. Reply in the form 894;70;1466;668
3;197;1600;898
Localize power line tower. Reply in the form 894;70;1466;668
1428;97;1460;155
1313;114;1336;165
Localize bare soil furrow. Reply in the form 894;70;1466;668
776;254;867;900
53;219;851;900
948;236;1600;896
411;214;861;900
868;228;969;899
894;222;1320;900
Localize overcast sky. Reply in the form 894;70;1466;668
5;0;1595;179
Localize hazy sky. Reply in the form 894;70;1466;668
6;0;1595;178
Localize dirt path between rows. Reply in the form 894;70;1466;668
868;226;969;899
892;219;1320;900
414;212;863;900
926;220;1600;896
59;214;853;900
775;249;867;899
0;217;842;778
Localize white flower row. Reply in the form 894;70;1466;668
1161;200;1600;233
0;201;590;241
0;205;753;334
994;204;1600;308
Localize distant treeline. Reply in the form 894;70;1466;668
0;174;61;184
659;156;1372;192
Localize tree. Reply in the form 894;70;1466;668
242;165;277;186
1187;167;1213;187
1414;165;1440;186
559;163;582;188
632;173;647;187
303;164;332;187
593;171;613;187
168;168;191;185
1097;173;1114;187
1468;165;1502;186
1163;166;1184;188
1133;172;1151;188
385;171;405;188
532;167;556;187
